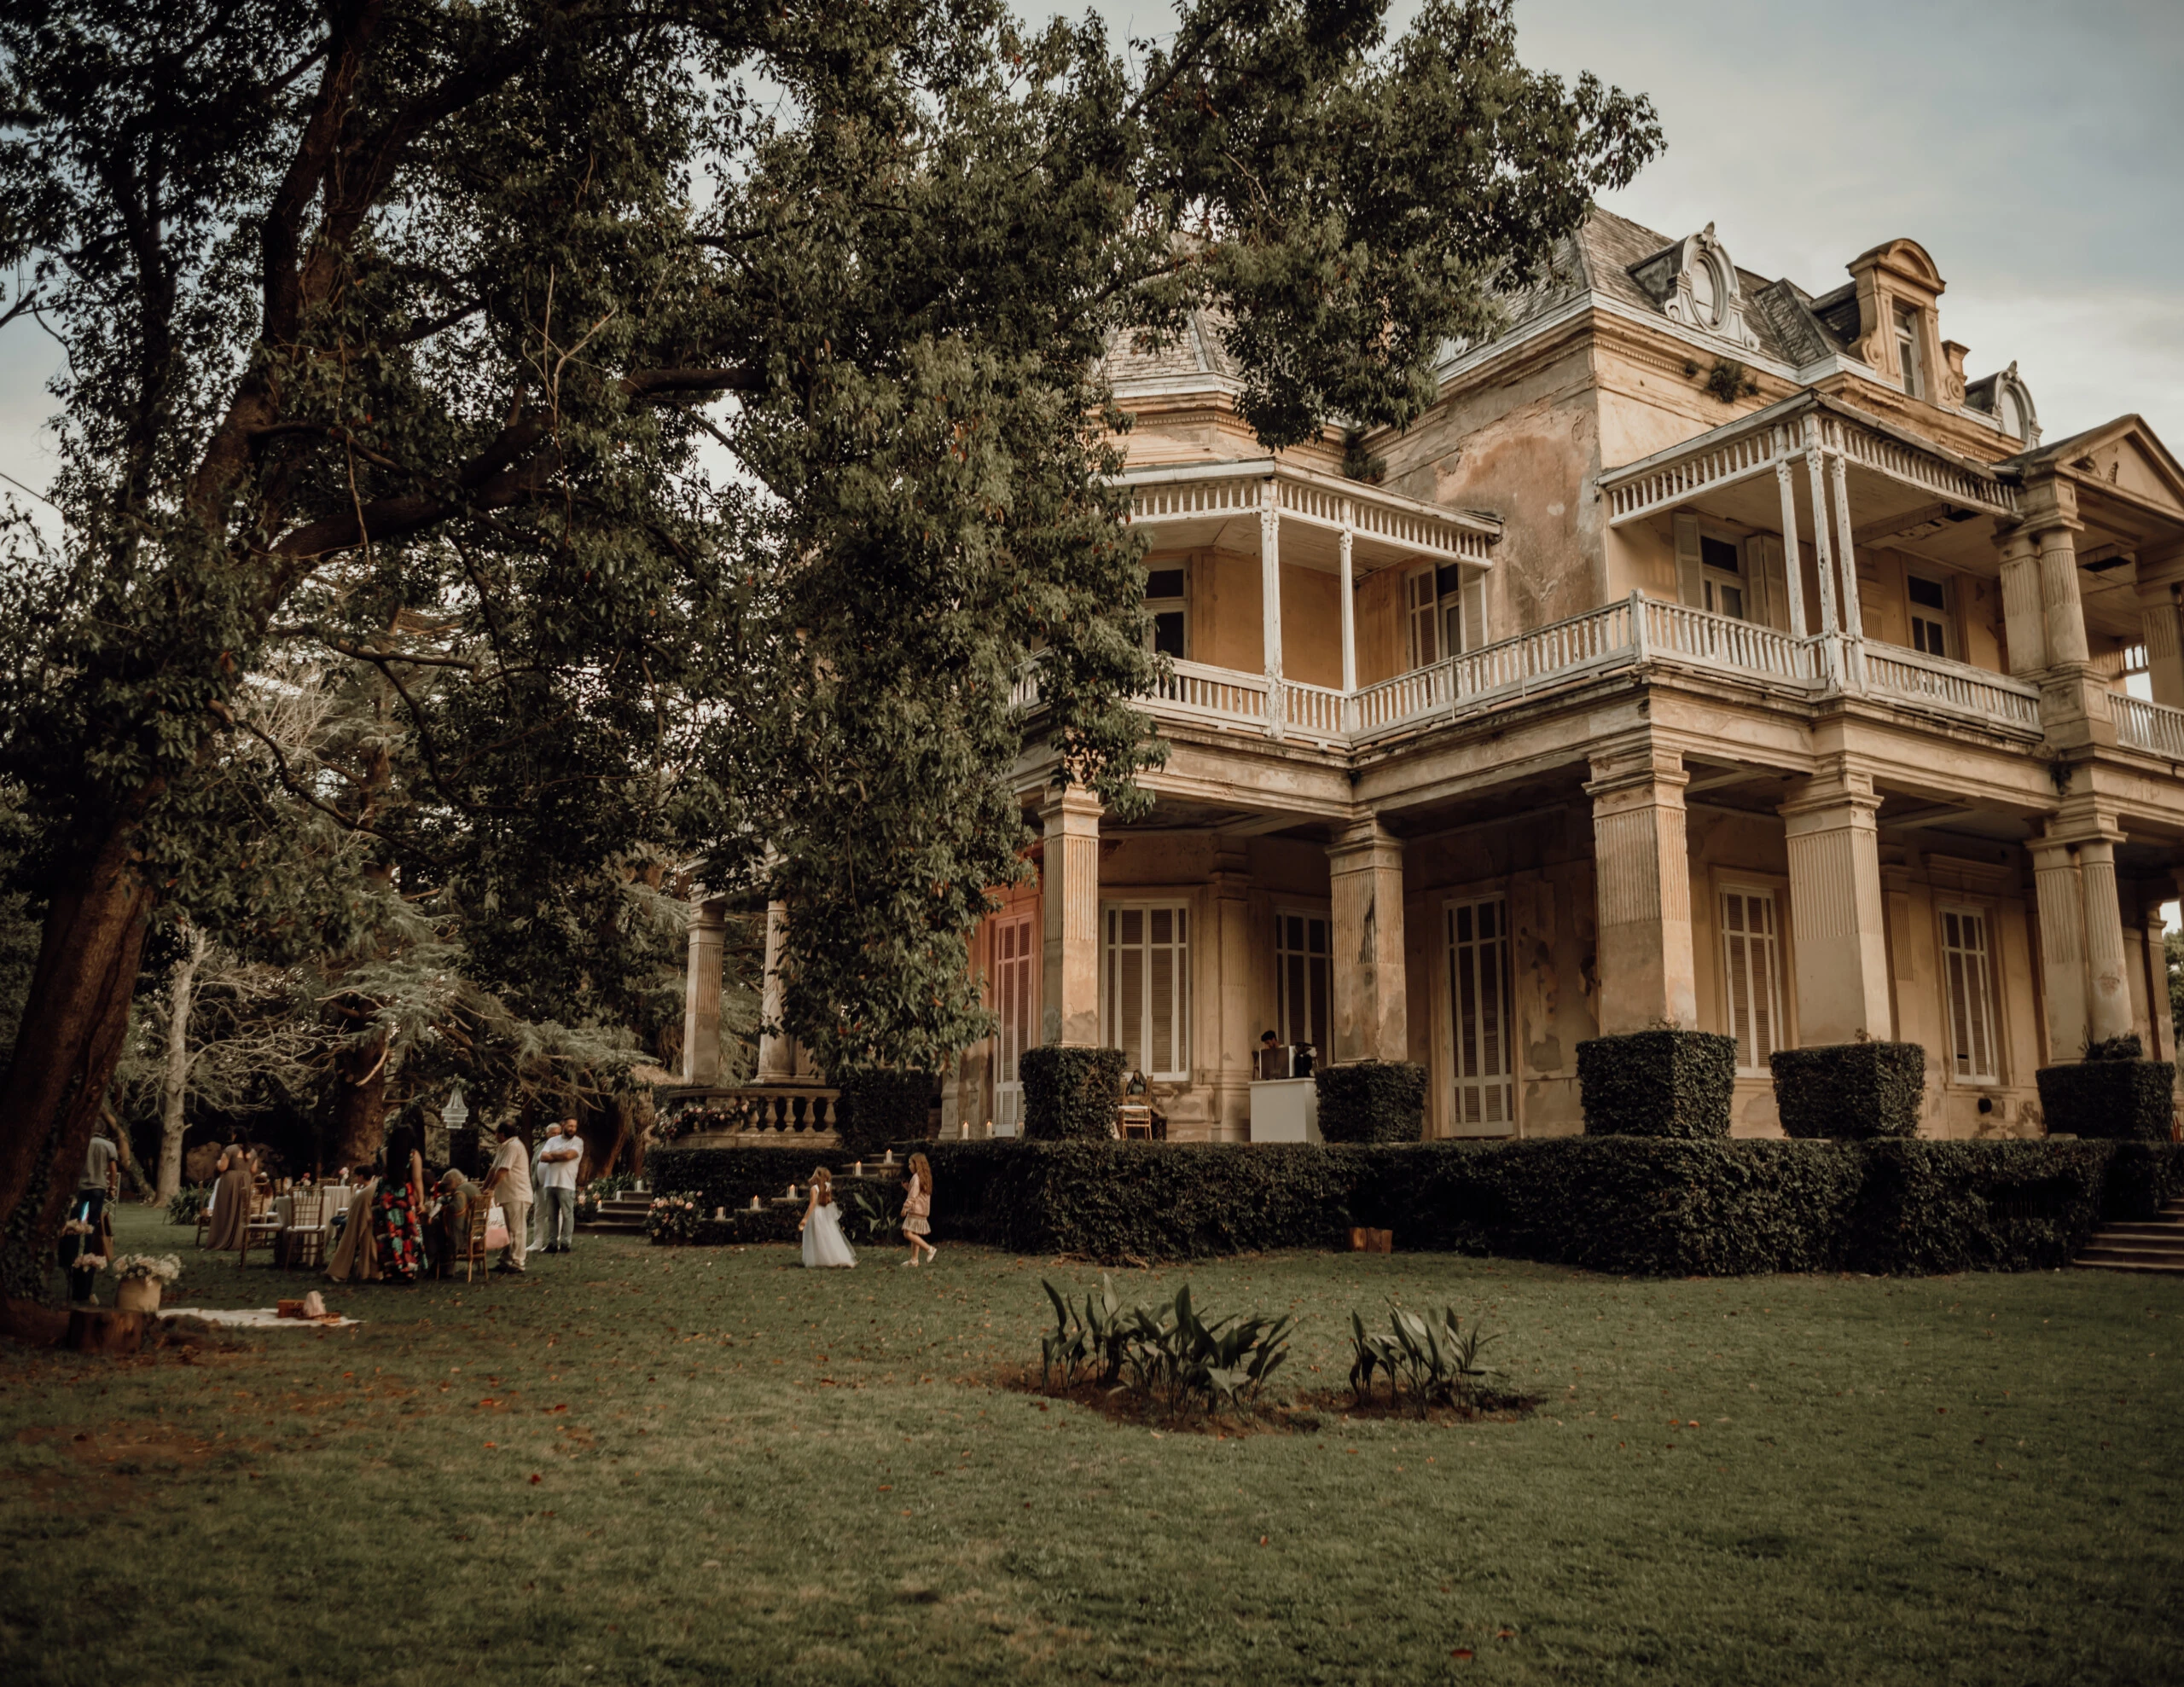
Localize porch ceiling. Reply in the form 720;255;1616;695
1118;458;1500;575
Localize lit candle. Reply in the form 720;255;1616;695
883;1149;894;1165
714;1206;726;1222
750;1195;761;1210
853;1159;863;1178
787;1183;796;1199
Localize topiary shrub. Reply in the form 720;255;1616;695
1769;1042;1926;1139
834;1069;936;1155
1316;1061;1427;1143
1019;1046;1130;1140
2036;1058;2175;1141
1577;1031;1734;1139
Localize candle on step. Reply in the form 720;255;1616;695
750;1195;760;1210
853;1159;863;1177
714;1206;726;1222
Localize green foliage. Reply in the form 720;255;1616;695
166;1186;211;1226
0;0;1660;1196
834;1177;905;1248
1577;1031;1736;1139
833;1070;936;1157
1349;1304;1497;1416
645;1192;705;1245
2036;1060;2176;1141
892;1137;2184;1274
1700;358;1759;403
2084;1034;2145;1062
1019;1046;1130;1141
1040;1274;1131;1391
1769;1042;1926;1140
1315;1061;1427;1143
1039;1278;1292;1413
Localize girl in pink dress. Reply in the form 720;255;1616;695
901;1153;937;1267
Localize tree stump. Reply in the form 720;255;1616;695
64;1308;151;1355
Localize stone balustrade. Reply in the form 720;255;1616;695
667;1084;841;1145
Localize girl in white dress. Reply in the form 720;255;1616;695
799;1168;857;1268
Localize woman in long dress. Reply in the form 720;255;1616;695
203;1142;255;1251
368;1125;427;1284
799;1168;857;1268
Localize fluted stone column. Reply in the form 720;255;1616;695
2030;835;2092;1063
2140;583;2184;707
1585;745;1697;1034
2038;517;2090;668
1327;817;1408;1063
756;898;797;1081
1779;765;1895;1044
1211;838;1255;1137
1997;530;2046;676
2077;836;2135;1047
682;898;729;1085
1040;786;1103;1046
2142;901;2176;1065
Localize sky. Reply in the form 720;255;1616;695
3;0;2180;511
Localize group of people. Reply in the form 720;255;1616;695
474;1117;584;1276
797;1153;936;1269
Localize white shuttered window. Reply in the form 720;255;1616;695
1446;898;1513;1128
1275;912;1330;1052
1104;904;1189;1080
1940;907;2000;1082
1721;890;1784;1075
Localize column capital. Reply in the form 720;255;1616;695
689;896;731;933
1777;761;1881;826
2039;803;2126;852
1038;783;1103;830
1327;814;1401;865
1583;740;1687;799
2014;475;2081;533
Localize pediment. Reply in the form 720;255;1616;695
2049;417;2184;519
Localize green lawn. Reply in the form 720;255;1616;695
3;1204;2180;1685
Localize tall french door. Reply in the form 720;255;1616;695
1446;896;1513;1132
991;913;1036;1135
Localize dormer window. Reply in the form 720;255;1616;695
1687;253;1719;326
1894;305;1924;397
1629;224;1759;350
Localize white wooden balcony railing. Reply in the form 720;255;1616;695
2112;694;2184;760
1012;594;2059;750
1858;644;2042;734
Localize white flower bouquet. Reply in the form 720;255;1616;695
110;1253;183;1284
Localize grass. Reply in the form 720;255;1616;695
3;1205;2181;1685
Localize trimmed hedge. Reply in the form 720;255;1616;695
644;1136;2184;1277
834;1070;936;1156
1577;1030;1735;1138
1019;1046;1130;1140
2036;1059;2176;1141
1769;1042;1926;1140
1316;1061;1427;1143
903;1136;2184;1275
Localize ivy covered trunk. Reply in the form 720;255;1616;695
329;1031;392;1170
0;830;154;1298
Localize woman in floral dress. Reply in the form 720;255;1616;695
369;1125;427;1284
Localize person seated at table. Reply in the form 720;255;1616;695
430;1168;481;1275
203;1139;256;1251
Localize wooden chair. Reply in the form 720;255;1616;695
454;1199;490;1283
241;1189;282;1266
283;1191;328;1270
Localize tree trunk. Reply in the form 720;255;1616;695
329;1030;390;1169
154;925;209;1203
601;1093;634;1177
0;828;154;1294
105;1102;150;1202
630;1091;656;1177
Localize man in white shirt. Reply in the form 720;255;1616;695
481;1122;533;1275
537;1118;584;1255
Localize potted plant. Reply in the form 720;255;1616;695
110;1253;183;1314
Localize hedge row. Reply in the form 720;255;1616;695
647;1138;2184;1277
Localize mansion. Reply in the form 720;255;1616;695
686;212;2184;1143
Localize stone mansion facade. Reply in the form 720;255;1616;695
685;211;2184;1144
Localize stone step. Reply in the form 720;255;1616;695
2092;1224;2184;1243
2076;1258;2184;1274
2077;1244;2184;1267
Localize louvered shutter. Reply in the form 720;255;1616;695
1675;513;1705;608
1461;571;1489;652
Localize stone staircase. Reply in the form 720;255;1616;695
2076;1201;2184;1274
580;1193;653;1236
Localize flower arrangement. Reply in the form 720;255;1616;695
646;1192;702;1245
110;1254;183;1284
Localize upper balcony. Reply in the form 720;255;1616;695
1008;395;2184;772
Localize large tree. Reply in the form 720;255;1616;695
0;0;1657;1280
